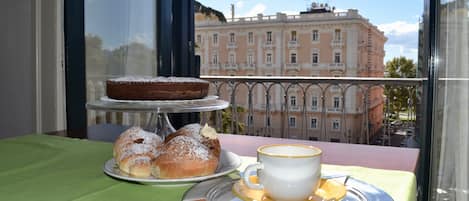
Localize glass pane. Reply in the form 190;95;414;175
195;0;423;145
431;0;469;200
85;0;157;125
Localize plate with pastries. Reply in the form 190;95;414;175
103;123;242;186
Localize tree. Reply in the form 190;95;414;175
384;57;417;120
210;105;246;134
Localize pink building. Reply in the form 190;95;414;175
195;5;387;143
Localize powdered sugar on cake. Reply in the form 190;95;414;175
109;76;209;83
164;136;209;161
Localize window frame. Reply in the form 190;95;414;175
289;116;296;128
248;32;254;44
312;29;319;42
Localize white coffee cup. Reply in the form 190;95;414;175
243;144;322;201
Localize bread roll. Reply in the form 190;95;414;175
152;135;218;179
165;123;221;158
113;127;163;178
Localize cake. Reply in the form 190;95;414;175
106;76;210;100
112;124;220;179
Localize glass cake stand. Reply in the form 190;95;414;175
86;95;229;138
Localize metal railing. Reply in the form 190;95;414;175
85;75;422;146
201;75;423;145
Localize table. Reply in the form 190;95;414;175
1;133;417;201
50;124;419;172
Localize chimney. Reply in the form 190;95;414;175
231;4;235;20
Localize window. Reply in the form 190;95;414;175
290;96;297;106
334;29;341;41
332;119;340;130
266;53;272;64
248;32;254;44
213;33;218;45
312;52;319;64
229;53;235;64
310;118;318;129
248;54;254;65
266;31;272;42
312;30;319;41
290;53;297;64
334;52;341;63
312;96;318;110
229;33;235;43
212;53;218;64
291;31;297;41
289;116;296;127
333;97;340;109
196;35;201;44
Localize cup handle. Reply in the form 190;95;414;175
243;162;264;190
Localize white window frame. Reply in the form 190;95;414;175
213;33;218;45
212;53;218;64
229;32;235;43
229;52;236;64
334;29;341;41
248;53;254;65
290;95;297;107
248;32;254;44
333;96;340;109
310;118;318;129
291;30;297;41
266;31;272;42
311;96;318;110
334;51;341;64
266;53;273;64
312;52;319;64
289;116;296;128
290;53;297;64
312;30;320;42
332;119;341;130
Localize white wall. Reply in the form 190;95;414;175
0;0;65;138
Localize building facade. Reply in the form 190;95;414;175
195;6;386;143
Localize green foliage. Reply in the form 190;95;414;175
85;34;156;77
384;57;417;118
194;1;227;22
210;105;246;134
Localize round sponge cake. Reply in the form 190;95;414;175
106;76;209;100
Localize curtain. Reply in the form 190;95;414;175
432;0;469;200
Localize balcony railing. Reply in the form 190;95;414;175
330;40;344;48
201;75;423;146
224;63;238;70
285;63;300;71
329;63;345;72
287;40;299;48
264;41;275;48
86;75;422;147
226;42;237;49
242;62;256;70
210;63;221;70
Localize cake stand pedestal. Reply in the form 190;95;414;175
86;96;229;139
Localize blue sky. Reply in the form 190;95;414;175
85;0;423;64
198;0;424;63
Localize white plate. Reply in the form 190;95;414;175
100;95;219;104
103;149;241;186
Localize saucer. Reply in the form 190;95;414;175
232;176;347;201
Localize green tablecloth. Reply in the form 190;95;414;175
0;134;416;201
